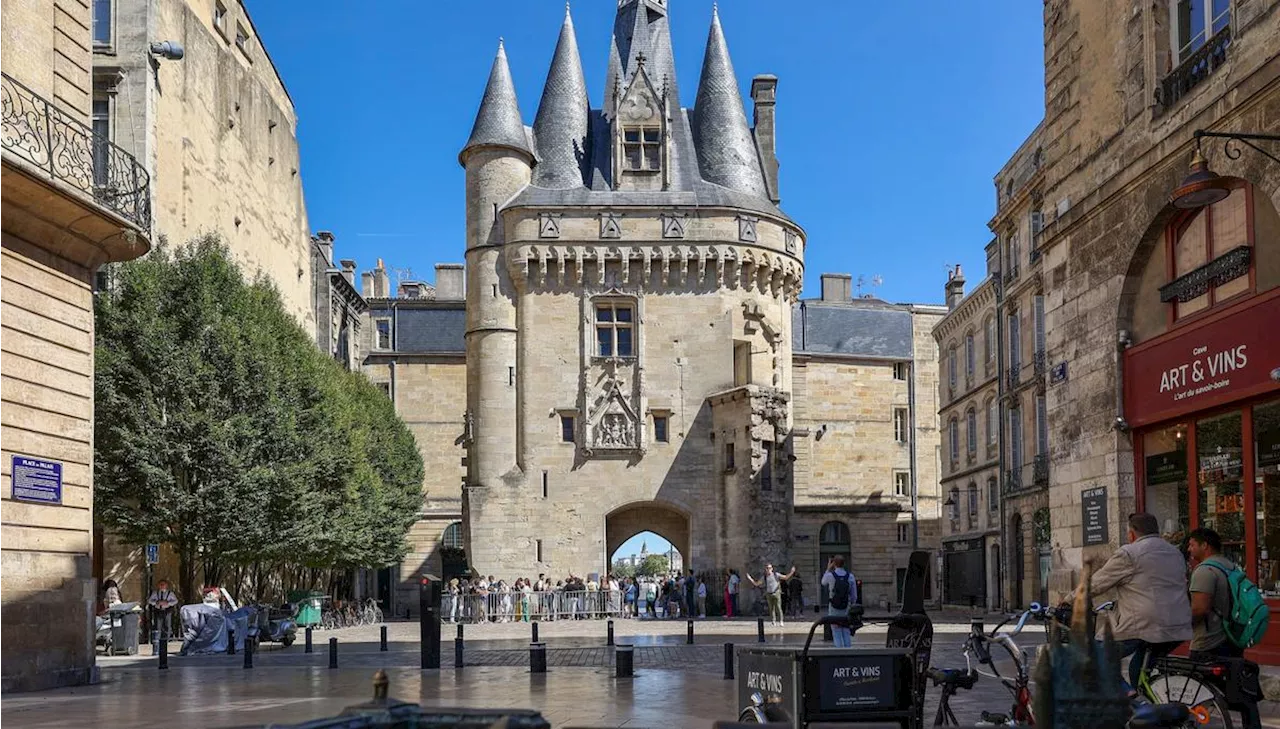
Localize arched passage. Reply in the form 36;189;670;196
605;501;691;575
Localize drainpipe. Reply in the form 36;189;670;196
800;301;807;351
909;357;919;550
996;280;1007;611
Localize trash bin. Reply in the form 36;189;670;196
106;603;142;656
288;590;324;627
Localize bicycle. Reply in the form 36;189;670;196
1043;601;1240;729
928;606;1038;727
360;598;383;625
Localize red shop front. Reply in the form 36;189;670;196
1125;289;1280;665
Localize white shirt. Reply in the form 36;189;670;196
697;583;707;598
728;574;740;594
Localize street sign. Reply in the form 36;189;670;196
145;544;160;565
11;455;62;504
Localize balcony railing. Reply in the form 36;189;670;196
1033;350;1047;378
1005;467;1023;495
2;73;151;230
1006;363;1021;390
1157;27;1231;112
1029;246;1042;264
1033;454;1049;486
1004;265;1020;285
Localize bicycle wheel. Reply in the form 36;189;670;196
1146;671;1234;729
737;707;767;723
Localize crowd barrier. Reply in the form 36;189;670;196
440;589;705;624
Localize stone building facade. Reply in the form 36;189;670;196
312;231;368;371
2;0;152;691
91;0;313;326
942;0;1280;659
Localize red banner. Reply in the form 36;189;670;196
1124;292;1280;428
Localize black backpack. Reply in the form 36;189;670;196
830;571;852;610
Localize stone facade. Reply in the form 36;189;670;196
92;0;313;326
2;0;152;691
311;231;367;371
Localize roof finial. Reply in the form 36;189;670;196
635;52;647;69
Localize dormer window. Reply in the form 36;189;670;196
624;127;661;172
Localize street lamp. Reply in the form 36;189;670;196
1171;129;1280;209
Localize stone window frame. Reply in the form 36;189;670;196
556;408;579;445
723;441;736;473
984;315;996;375
372;317;392;351
1165;182;1254;325
893;362;909;381
213;0;230;42
893;407;910;444
897;522;910;544
987;477;999;513
622;125;663;173
235;20;253;62
442;522;464;550
375;381;391;399
947;342;958;396
985;397;998;452
591;296;638;360
964;331;976;385
650;408;671;444
966;407;978;459
948;415;960;467
893;469;910;498
1170;0;1230;65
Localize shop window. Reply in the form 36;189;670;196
1253;400;1280;596
1195;411;1246;567
1143;423;1190;544
1169;186;1250;321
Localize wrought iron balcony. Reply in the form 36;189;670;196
1033;454;1049;486
2;72;151;230
1029;246;1042;264
1004;467;1023;495
1157;27;1231;112
1004;265;1020;285
1033;350;1047;378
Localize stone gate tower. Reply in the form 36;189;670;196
459;0;805;579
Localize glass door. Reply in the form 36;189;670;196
1253;400;1280;597
1196;411;1246;567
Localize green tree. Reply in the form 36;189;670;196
95;237;423;600
611;560;636;579
637;554;670;577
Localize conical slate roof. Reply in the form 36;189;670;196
460;40;532;164
606;0;679;113
532;8;590;189
692;7;767;197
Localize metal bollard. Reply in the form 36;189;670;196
615;644;634;678
757;617;766;643
329;637;338;669
724;642;734;680
687;619;694;644
158;636;168;671
529;642;547;673
228;633;236;655
305;626;313;653
454;636;464;668
823;622;833;642
457;623;464;641
243;638;253;669
532;621;539;643
607;619;614;646
380;625;388;652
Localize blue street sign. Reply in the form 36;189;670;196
146;544;160;565
10;456;62;505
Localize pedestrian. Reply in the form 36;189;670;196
696;576;707;618
147;579;179;642
789;574;804;617
685;569;696;618
1186;528;1262;729
821;556;856;647
724;569;734;618
747;564;797;627
728;569;741;617
102;579;123;611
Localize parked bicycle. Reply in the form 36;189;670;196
928;606;1038;727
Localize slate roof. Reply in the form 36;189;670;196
459;41;532;163
531;8;590;189
792;300;916;360
367;304;466;355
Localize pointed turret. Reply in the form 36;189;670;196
460;40;533;166
606;0;679;112
532;6;590;188
692;7;768;197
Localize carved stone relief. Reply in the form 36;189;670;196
600;213;623;239
661;213;687;239
784;230;797;254
539;213;562;239
737;216;758;243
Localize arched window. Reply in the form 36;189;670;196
948;343;958;394
988;477;999;513
1168;185;1251;321
985;398;998;449
820;521;850;545
948;416;960;467
967;482;979;518
983;316;996;374
442;522;464;550
948;486;961;522
819;521;851;587
964;332;975;381
966;408;977;458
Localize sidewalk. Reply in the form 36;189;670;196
1264;664;1279;700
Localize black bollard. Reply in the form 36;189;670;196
615;644;634;678
532;621;539;643
243;638;253;669
607;619;614;646
158;636;168;670
823;622;833;642
380;625;388;652
456;623;464;641
228;632;236;655
757;617;766;643
454;636;464;668
329;637;338;669
529;642;547;673
724;642;734;680
305;626;313;653
687;619;694;644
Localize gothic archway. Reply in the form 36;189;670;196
604;501;691;576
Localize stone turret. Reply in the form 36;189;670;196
460;40;531;491
532;7;590;189
692;6;768;198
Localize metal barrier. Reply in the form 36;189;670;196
441;589;697;624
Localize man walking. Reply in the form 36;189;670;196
821;556;856;647
748;564;797;627
1187;528;1261;729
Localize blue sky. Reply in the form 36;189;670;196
249;1;1044;305
615;531;674;561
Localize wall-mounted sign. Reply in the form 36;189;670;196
1124;293;1280;428
1082;486;1108;546
1146;451;1188;486
1051;362;1068;384
146;544;160;565
11;456;62;505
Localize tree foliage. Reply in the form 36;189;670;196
636;554;670;577
611;560;636;579
94;237;423;600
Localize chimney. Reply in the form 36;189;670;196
366;258;389;298
820;273;852;303
314;230;335;266
946;265;966;310
751;75;780;204
360;271;374;298
435;263;465;301
339;259;357;285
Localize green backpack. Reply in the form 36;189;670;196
1201;560;1271;649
